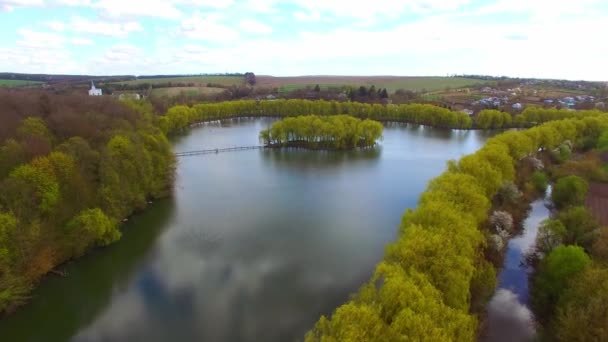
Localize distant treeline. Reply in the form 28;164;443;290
136;73;244;79
0;73;246;85
304;115;608;341
0;73;134;84
259;115;383;149
159;99;607;132
0;91;175;314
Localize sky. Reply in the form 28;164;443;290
0;0;607;80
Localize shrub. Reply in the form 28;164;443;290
490;210;514;234
498;182;522;204
531;171;548;193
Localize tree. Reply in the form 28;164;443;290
314;84;321;92
1;161;59;221
244;72;256;86
554;267;608;341
65;208;120;256
533;245;591;317
552;175;589;209
557;206;599;249
0;212;18;275
379;88;389;99
531;171;548;193
536;219;566;255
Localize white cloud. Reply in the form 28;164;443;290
178;12;238;41
55;0;90;5
240;0;278;14
46;20;65;31
69;16;143;37
174;0;234;9
92;0;181;19
96;44;142;65
292;0;470;21
293;10;321;22
239;19;273;34
17;29;66;49
0;0;43;10
71;37;94;45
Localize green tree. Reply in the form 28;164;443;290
552;175;589;209
554;267;608;341
531;171;548;193
533;246;591;318
557;206;599;249
65;208;120;257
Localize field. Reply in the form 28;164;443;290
255;76;483;93
586;183;608;226
0;79;44;87
149;86;226;97
113;76;244;86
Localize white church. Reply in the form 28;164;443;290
88;82;102;96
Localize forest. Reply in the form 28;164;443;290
259;115;383;149
0;91;175;314
304;115;608;341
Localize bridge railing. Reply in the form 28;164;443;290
175;145;265;157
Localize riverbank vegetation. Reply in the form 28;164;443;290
0;93;175;314
259;115;383;149
304;115;608;341
528;131;608;341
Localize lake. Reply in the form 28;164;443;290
0;118;495;342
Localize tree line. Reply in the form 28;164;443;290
259;115;383;149
304;115;608;341
160;99;607;133
0;92;175;314
160;99;474;131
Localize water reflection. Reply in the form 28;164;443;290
0;200;176;342
483;189;552;342
484;289;536;342
261;147;381;173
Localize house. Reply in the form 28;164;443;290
118;93;141;100
88;82;102;96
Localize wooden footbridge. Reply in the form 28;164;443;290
175;145;266;157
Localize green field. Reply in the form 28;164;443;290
257;76;484;93
0;79;44;87
114;76;244;86
149;86;226;97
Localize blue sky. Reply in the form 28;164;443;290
1;0;607;80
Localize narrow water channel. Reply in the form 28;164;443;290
482;187;552;342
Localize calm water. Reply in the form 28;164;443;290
0;118;495;342
483;188;552;342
